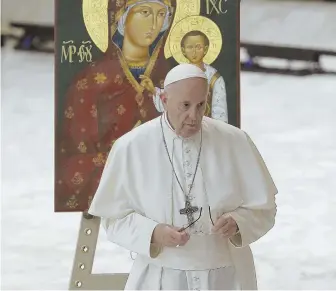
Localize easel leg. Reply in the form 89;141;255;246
68;212;128;290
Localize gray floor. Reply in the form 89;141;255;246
2;47;336;289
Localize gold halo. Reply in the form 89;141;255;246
169;16;222;65
82;0;109;53
163;0;201;58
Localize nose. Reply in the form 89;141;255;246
151;13;157;31
189;108;198;121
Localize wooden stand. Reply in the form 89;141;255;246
68;212;128;290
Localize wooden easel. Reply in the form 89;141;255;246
68;212;128;290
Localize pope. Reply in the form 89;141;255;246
89;64;278;290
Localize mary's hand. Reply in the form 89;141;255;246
139;75;156;95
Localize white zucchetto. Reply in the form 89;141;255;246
163;64;207;88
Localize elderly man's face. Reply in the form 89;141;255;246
161;77;209;138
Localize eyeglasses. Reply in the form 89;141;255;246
178;206;214;232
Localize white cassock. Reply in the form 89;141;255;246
88;114;278;290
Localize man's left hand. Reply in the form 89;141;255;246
211;214;238;238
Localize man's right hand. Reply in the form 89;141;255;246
151;224;190;247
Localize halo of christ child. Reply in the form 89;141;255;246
141;28;229;123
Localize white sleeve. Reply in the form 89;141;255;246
211;76;228;123
102;213;161;258
228;206;277;248
88;140;161;258
228;132;278;247
152;87;165;113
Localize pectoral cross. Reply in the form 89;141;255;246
179;201;199;225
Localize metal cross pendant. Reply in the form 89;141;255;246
179;201;199;225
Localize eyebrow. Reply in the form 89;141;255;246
179;101;205;106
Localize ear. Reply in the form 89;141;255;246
160;91;168;106
204;45;209;55
181;47;186;57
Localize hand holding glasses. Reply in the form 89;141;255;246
178;206;238;239
151;207;239;248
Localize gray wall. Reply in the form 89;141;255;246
1;0;54;32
